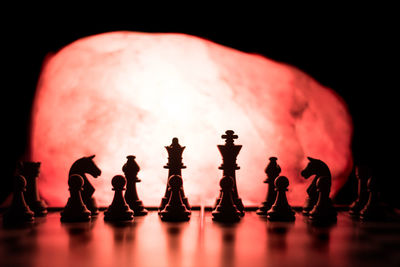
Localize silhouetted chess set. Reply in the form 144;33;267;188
1;130;391;226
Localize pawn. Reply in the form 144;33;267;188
3;175;34;224
160;175;191;221
267;176;295;221
104;175;134;222
61;174;91;222
212;176;241;223
349;165;370;216
360;177;386;221
309;176;337;223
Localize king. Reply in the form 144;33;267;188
214;130;245;216
159;137;191;213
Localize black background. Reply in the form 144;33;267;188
2;10;398;206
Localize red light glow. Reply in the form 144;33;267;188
30;32;353;207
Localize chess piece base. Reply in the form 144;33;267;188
29;200;48;217
104;205;134;222
84;197;99;216
256;202;272;216
212;209;241;223
130;200;148;216
160;207;190;222
267;209;295;222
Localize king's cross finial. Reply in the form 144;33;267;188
221;130;238;145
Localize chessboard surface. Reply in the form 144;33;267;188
1;210;400;267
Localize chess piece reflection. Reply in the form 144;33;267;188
160;175;191;222
257;157;281;215
267;176;295;221
301;157;332;215
69;155;102;215
212;176;241;223
214;130;245;216
19;161;48;216
3;175;34;224
61;174;91;222
308;176;337;223
123;155;148;216
159;138;190;213
104;175;134;222
349;165;370;216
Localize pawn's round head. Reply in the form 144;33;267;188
14;175;27;191
274;176;289;190
112;175;126;190
168;175;183;189
220;175;234;190
68;174;84;190
316;176;331;192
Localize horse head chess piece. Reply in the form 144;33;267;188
301;157;331;215
68;155;102;215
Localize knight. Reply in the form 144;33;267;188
301;157;332;215
69;155;102;215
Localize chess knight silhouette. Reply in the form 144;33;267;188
68;155;102;215
301;157;332;215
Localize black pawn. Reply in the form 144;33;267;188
20;161;48;216
3;175;34;224
160;175;191;222
257;157;281;215
309;176;337;223
359;177;386;221
61;174;91;222
123;155;148;216
104;175;134;222
212;176;241;223
349;165;370;216
267;176;295;221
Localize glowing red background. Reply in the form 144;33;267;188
30;32;353;207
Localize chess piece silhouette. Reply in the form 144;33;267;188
308;176;337;223
214;130;245;216
212;175;241;223
359;176;386;221
349;165;371;216
123;155;148;216
160;175;191;222
19;161;48;216
301;157;331;215
104;175;134;222
159;138;190;213
267;176;295;221
69;155;101;215
3;175;34;224
60;174;91;222
257;157;281;215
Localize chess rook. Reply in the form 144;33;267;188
19;161;48;216
267;176;295;221
160;175;191;222
123;155;148;216
104;175;134;222
60;174;91;222
3;175;35;224
257;157;281;215
214;130;245;216
159;138;190;213
212;175;241;223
